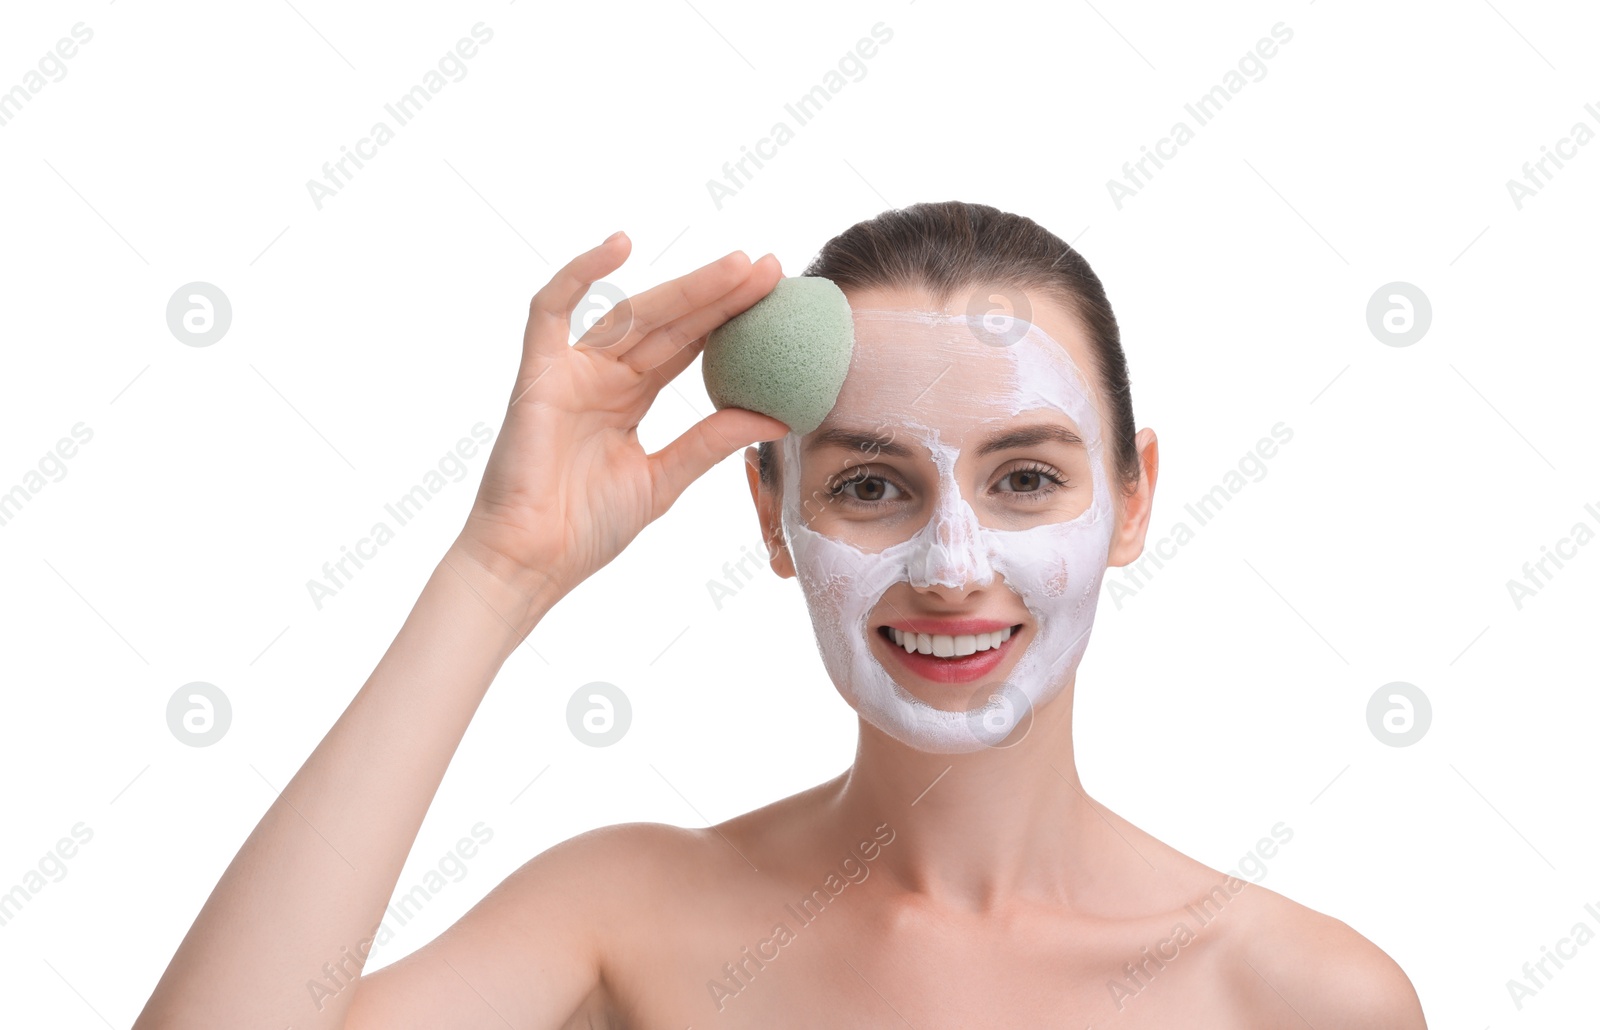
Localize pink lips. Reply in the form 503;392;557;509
875;621;1023;685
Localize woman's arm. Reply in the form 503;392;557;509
133;543;560;1029
132;233;790;1029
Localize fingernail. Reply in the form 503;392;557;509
604;230;626;244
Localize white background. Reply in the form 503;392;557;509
1;0;1596;1025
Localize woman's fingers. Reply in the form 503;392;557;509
524;236;769;387
521;232;633;367
623;253;785;377
647;406;790;521
574;248;755;361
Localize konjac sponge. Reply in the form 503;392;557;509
702;276;855;436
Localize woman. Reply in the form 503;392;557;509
135;202;1427;1027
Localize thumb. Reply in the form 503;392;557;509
647;407;790;518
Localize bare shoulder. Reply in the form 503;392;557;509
491;773;842;923
1222;883;1427;1028
491;819;730;911
346;822;724;1029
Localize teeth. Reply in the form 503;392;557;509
889;625;1012;657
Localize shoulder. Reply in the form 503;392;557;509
498;772;844;910
1220;883;1426;1028
496;820;728;902
344;822;718;1027
495;817;774;920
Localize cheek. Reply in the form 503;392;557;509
810;511;934;556
790;472;932;552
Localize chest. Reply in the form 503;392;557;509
606;895;1249;1029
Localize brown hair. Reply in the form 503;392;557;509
756;200;1138;492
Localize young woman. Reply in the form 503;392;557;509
136;202;1427;1028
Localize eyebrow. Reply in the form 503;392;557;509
805;426;915;459
973;423;1084;456
805;421;1082;459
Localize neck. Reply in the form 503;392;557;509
830;681;1106;910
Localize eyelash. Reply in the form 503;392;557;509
827;462;1069;509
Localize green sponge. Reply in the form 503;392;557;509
702;276;855;436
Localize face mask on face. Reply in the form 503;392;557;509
777;308;1116;754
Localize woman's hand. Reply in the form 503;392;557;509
452;232;790;613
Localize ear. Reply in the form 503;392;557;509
744;446;797;579
1106;428;1159;568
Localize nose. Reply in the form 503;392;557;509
905;480;994;593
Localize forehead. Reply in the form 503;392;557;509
810;287;1103;447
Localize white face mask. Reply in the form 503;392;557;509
778;308;1116;754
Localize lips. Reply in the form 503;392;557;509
872;620;1025;685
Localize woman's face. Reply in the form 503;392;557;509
771;286;1119;753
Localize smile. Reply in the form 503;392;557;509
873;622;1026;685
883;625;1013;656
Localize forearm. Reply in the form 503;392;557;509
134;541;558;1029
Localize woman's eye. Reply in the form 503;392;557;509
831;472;901;504
827;464;1067;507
995;464;1068;496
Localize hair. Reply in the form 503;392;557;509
757;200;1138;494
